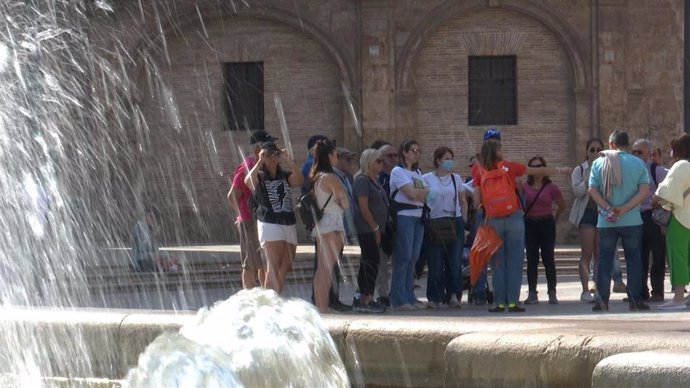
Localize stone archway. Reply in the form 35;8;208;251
395;0;592;165
115;3;357;242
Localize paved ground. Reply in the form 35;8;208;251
89;244;690;322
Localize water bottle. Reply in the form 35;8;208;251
599;208;619;223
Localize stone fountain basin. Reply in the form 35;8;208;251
1;309;690;387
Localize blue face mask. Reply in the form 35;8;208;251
441;160;453;171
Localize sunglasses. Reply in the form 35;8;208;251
266;149;282;157
409;148;421;155
589;147;603;153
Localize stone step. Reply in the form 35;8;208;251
81;246;631;292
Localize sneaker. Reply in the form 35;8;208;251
629;300;650;311
488;304;505;313
580;291;595;303
330;301;353;312
593;295;609;312
414;300;427;309
658;300;687;310
392;303;417;311
427;302;449;309
523;293;539;305
448;295;461;308
548;292;558;305
376;296;391;307
649;294;665;303
612;281;627;293
354;302;387;314
508;303;525;313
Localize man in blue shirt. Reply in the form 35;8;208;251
588;130;650;311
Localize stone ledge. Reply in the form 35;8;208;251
592;350;690;388
3;309;690;387
445;331;690;387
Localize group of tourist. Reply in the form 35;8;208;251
130;126;690;315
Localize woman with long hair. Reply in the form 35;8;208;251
568;138;603;303
423;146;468;308
352;148;388;313
389;139;429;310
522;156;566;304
310;139;349;313
653;134;690;309
472;141;568;312
244;141;303;293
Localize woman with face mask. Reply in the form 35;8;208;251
422;147;468;308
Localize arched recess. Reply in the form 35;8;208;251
396;0;589;91
127;4;356;100
116;3;357;243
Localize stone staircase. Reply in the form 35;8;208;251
81;245;614;292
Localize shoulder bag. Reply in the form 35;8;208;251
652;185;690;227
426;174;458;245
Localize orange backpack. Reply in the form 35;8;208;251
478;161;520;218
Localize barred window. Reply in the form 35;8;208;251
223;62;264;131
468;56;517;126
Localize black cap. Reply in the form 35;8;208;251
307;134;328;150
260;141;282;156
250;130;277;145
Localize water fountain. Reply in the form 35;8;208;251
0;1;353;386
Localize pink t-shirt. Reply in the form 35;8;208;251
522;181;563;218
231;156;257;222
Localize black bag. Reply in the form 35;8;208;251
652;185;690;227
425;174;458;245
427;217;457;244
652;207;672;227
297;192;332;227
381;215;396;256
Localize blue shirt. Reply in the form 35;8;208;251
589;151;649;228
300;154;313;195
378;171;391;196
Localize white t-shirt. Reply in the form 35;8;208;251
423;172;464;219
390;166;425;217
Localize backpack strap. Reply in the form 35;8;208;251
650;162;658;186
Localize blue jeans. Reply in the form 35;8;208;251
487;211;525;306
426;217;465;303
596;225;644;302
390;215;425;306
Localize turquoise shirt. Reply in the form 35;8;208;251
588;151;649;228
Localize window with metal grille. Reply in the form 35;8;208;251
468;56;517;126
223;62;264;131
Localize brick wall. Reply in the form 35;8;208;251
412;7;575;242
137;17;342;243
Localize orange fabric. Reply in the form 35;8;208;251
469;224;503;286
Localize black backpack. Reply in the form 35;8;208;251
297;191;332;227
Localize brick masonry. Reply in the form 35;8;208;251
98;0;683;243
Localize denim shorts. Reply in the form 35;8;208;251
579;208;598;228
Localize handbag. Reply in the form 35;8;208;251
426;174;458;245
651;207;672;227
652;186;690;227
427;217;457;244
